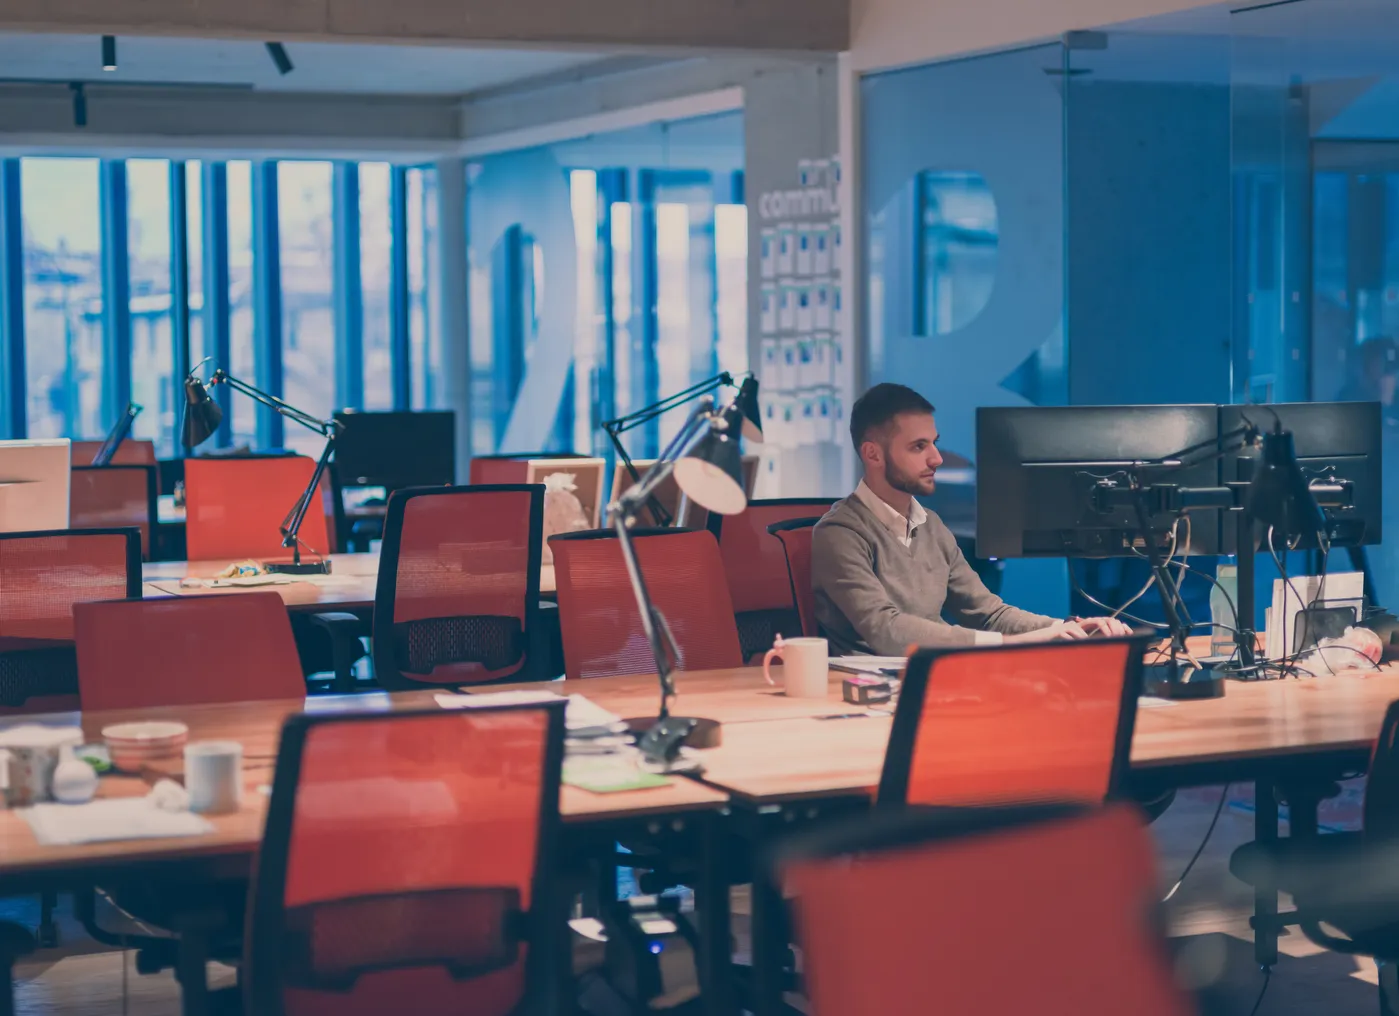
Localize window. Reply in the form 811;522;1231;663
279;161;335;454
359;162;393;410
21;157;104;440
408;166;440;411
227;160;258;449
127;158;175;455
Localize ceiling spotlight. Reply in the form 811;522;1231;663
101;35;117;72
265;42;293;75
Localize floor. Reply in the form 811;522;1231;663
2;785;1385;1014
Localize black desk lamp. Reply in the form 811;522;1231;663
611;391;754;767
603;372;762;526
1092;414;1344;698
91;402;143;466
181;360;342;575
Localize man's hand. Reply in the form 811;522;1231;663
1003;616;1133;644
1004;620;1090;644
1076;616;1133;638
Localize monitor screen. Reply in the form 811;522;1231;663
1219;401;1382;551
976;405;1223;559
332;411;455;489
0;439;72;533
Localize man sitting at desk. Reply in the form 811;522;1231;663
812;383;1132;656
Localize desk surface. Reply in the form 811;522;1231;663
0;687;726;881
694;667;1399;803
142;554;557;610
6;665;1397;880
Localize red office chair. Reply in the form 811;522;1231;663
245;702;567;1016
780;801;1195;1016
877;637;1149;807
70;465;158;560
372;485;545;690
765;517;822;640
1231;699;1399;1014
0;528;142;714
0;528;141;962
467;452;585;486
73;592;305;710
69;438;157;466
184;456;333;562
550;528;743;681
708;499;833;658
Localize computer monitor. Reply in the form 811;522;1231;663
1219;401;1382;552
976;405;1223;559
331;410;456;489
0;439;72;533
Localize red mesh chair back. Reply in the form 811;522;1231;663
766;518;822;640
550;528;742;681
468;453;587;487
877;637;1148;807
467;457;529;487
70;465;158;560
709;499;833;658
781;802;1195;1016
373;485;544;689
184;456;333;562
73;591;304;710
69;439;157;466
0;528;141;714
246;702;566;1016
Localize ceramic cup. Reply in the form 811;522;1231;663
762;636;829;699
184;741;243;815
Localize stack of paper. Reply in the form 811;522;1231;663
1265;571;1364;661
21;799;213;846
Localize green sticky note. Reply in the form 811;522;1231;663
564;767;672;794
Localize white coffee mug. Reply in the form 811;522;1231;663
762;636;829;699
185;741;243;815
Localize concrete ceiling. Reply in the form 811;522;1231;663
0;32;614;96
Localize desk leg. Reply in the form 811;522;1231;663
751;864;786;1016
696;815;734;1016
1254;778;1279;968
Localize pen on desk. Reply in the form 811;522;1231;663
815;713;873;721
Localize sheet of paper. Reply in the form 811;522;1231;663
563;756;672;794
830;655;906;676
435;692;627;734
1266;571;1364;660
20;799;213;846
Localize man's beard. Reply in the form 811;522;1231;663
884;458;931;495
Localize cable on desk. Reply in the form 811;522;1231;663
1161;784;1229;904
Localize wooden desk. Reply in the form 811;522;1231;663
141;554;558;611
693;669;1399;805
0;688;726;885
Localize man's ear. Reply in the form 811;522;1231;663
860;439;882;468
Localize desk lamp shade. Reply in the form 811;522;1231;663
732;376;764;444
182;375;223;450
674;405;747;516
1248;427;1325;545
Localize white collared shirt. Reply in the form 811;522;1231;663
851;480;1003;645
852;480;927;549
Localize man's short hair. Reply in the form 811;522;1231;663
849;383;935;452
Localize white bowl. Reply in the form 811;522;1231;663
101;721;189;771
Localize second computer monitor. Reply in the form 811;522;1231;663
1219;400;1382;551
976;405;1223;559
332;411;456;489
0;439;72;533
